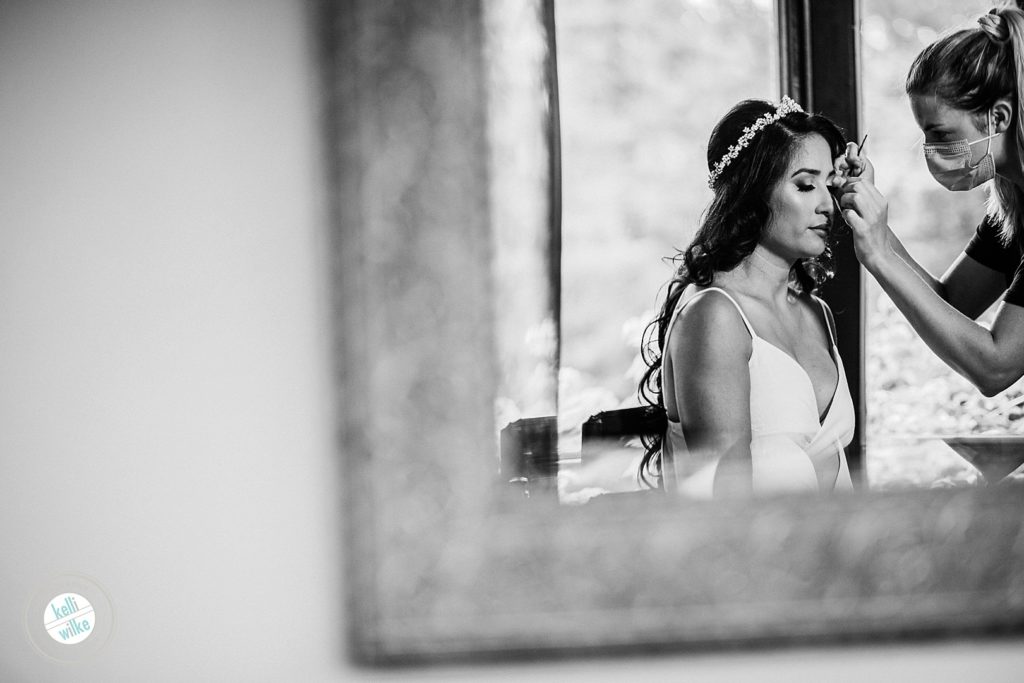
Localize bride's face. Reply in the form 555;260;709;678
762;134;836;262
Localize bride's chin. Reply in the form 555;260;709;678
808;238;829;257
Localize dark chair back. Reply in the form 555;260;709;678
499;416;558;499
581;405;666;463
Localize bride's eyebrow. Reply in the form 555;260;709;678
790;168;824;177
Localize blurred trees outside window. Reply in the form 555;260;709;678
555;0;777;446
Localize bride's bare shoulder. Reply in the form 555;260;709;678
668;287;752;363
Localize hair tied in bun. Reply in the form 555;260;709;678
978;10;1010;43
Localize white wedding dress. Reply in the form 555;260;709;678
662;287;855;497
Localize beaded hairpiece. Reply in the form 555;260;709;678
707;96;805;189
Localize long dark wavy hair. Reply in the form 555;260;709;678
636;99;847;489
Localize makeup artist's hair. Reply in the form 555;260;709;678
907;4;1024;245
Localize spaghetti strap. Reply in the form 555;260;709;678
667;286;757;341
812;296;837;347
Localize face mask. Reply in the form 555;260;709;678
923;111;1001;191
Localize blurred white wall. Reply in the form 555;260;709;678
0;1;1023;680
0;1;340;678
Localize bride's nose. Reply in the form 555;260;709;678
818;186;835;216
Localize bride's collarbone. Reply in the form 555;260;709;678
743;299;831;365
733;291;816;335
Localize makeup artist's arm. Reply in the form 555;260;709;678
839;174;1024;396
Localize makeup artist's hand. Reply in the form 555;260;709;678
830;141;874;190
836;175;890;270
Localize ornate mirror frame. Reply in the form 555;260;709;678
319;0;1024;664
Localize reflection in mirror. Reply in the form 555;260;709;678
496;0;1024;505
497;0;1024;501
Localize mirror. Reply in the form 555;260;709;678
323;0;1024;665
495;0;1024;504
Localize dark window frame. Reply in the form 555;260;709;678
779;0;866;481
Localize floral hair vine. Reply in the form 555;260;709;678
707;96;805;189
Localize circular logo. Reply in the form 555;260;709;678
43;592;95;645
27;574;113;662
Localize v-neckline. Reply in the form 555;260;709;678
752;336;840;425
672;286;842;425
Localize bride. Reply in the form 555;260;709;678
638;97;854;497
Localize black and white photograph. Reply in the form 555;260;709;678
3;1;1024;680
